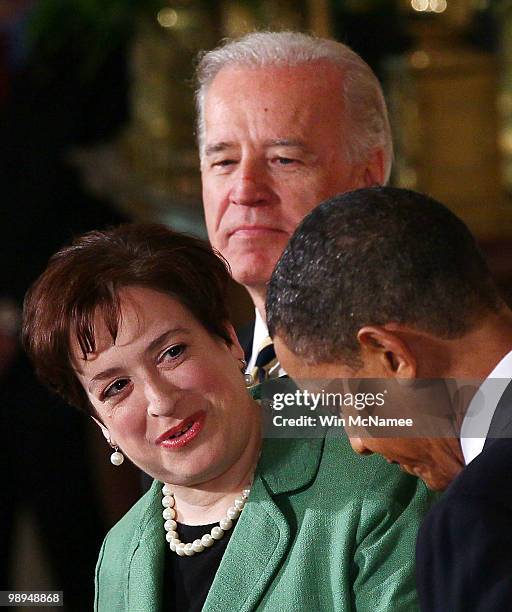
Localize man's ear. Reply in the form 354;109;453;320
363;148;385;187
357;325;417;379
224;322;245;361
91;415;113;444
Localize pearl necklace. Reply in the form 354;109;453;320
162;483;251;556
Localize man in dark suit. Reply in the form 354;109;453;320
196;31;392;374
266;186;512;611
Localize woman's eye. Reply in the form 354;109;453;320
103;379;129;400
160;344;186;363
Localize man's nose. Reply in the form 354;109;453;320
349;437;372;456
144;374;179;417
229;159;273;207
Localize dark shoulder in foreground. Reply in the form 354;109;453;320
440;438;512;504
416;441;512;612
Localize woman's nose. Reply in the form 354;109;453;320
144;375;179;417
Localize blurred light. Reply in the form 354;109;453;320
411;50;431;69
400;168;418;189
157;8;178;28
499;130;512;154
431;0;447;12
150;117;170;139
411;0;447;12
411;0;429;11
498;93;512;115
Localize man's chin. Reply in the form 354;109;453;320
413;467;450;491
221;237;287;282
229;255;280;290
232;268;273;291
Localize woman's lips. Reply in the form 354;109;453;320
157;411;206;450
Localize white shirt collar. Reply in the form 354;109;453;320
460;349;512;464
246;308;286;377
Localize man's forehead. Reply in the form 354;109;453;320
203;63;345;141
208;59;343;84
205;61;343;109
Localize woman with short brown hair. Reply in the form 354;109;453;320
23;223;432;612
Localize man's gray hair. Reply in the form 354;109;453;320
195;31;392;182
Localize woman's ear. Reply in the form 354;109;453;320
91;415;114;444
223;322;245;361
357;325;417;379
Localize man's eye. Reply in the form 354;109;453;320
160;344;186;363
103;379;129;400
212;159;236;168
274;157;296;165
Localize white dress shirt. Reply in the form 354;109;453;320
246;308;286;378
460;349;512;464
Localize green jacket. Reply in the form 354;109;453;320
95;434;434;611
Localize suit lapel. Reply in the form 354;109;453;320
237;320;255;363
484;380;512;450
122;439;323;611
126;481;286;612
202;475;290;611
203;437;324;612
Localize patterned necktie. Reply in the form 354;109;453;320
250;336;279;384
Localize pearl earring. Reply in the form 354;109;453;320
240;359;254;387
107;439;124;466
110;446;124;466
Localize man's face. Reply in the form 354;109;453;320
201;61;375;291
274;334;464;491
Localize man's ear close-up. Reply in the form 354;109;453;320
363;148;385;187
357;325;417;379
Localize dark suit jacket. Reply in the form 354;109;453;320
416;383;512;611
237;320;255;363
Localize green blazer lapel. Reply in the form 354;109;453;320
257;437;325;495
202;475;290;612
127;485;166;612
203;438;324;612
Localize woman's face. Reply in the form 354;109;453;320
73;286;260;486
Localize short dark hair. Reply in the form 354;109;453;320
267;187;501;367
23;223;233;414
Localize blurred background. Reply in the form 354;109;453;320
1;0;511;609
